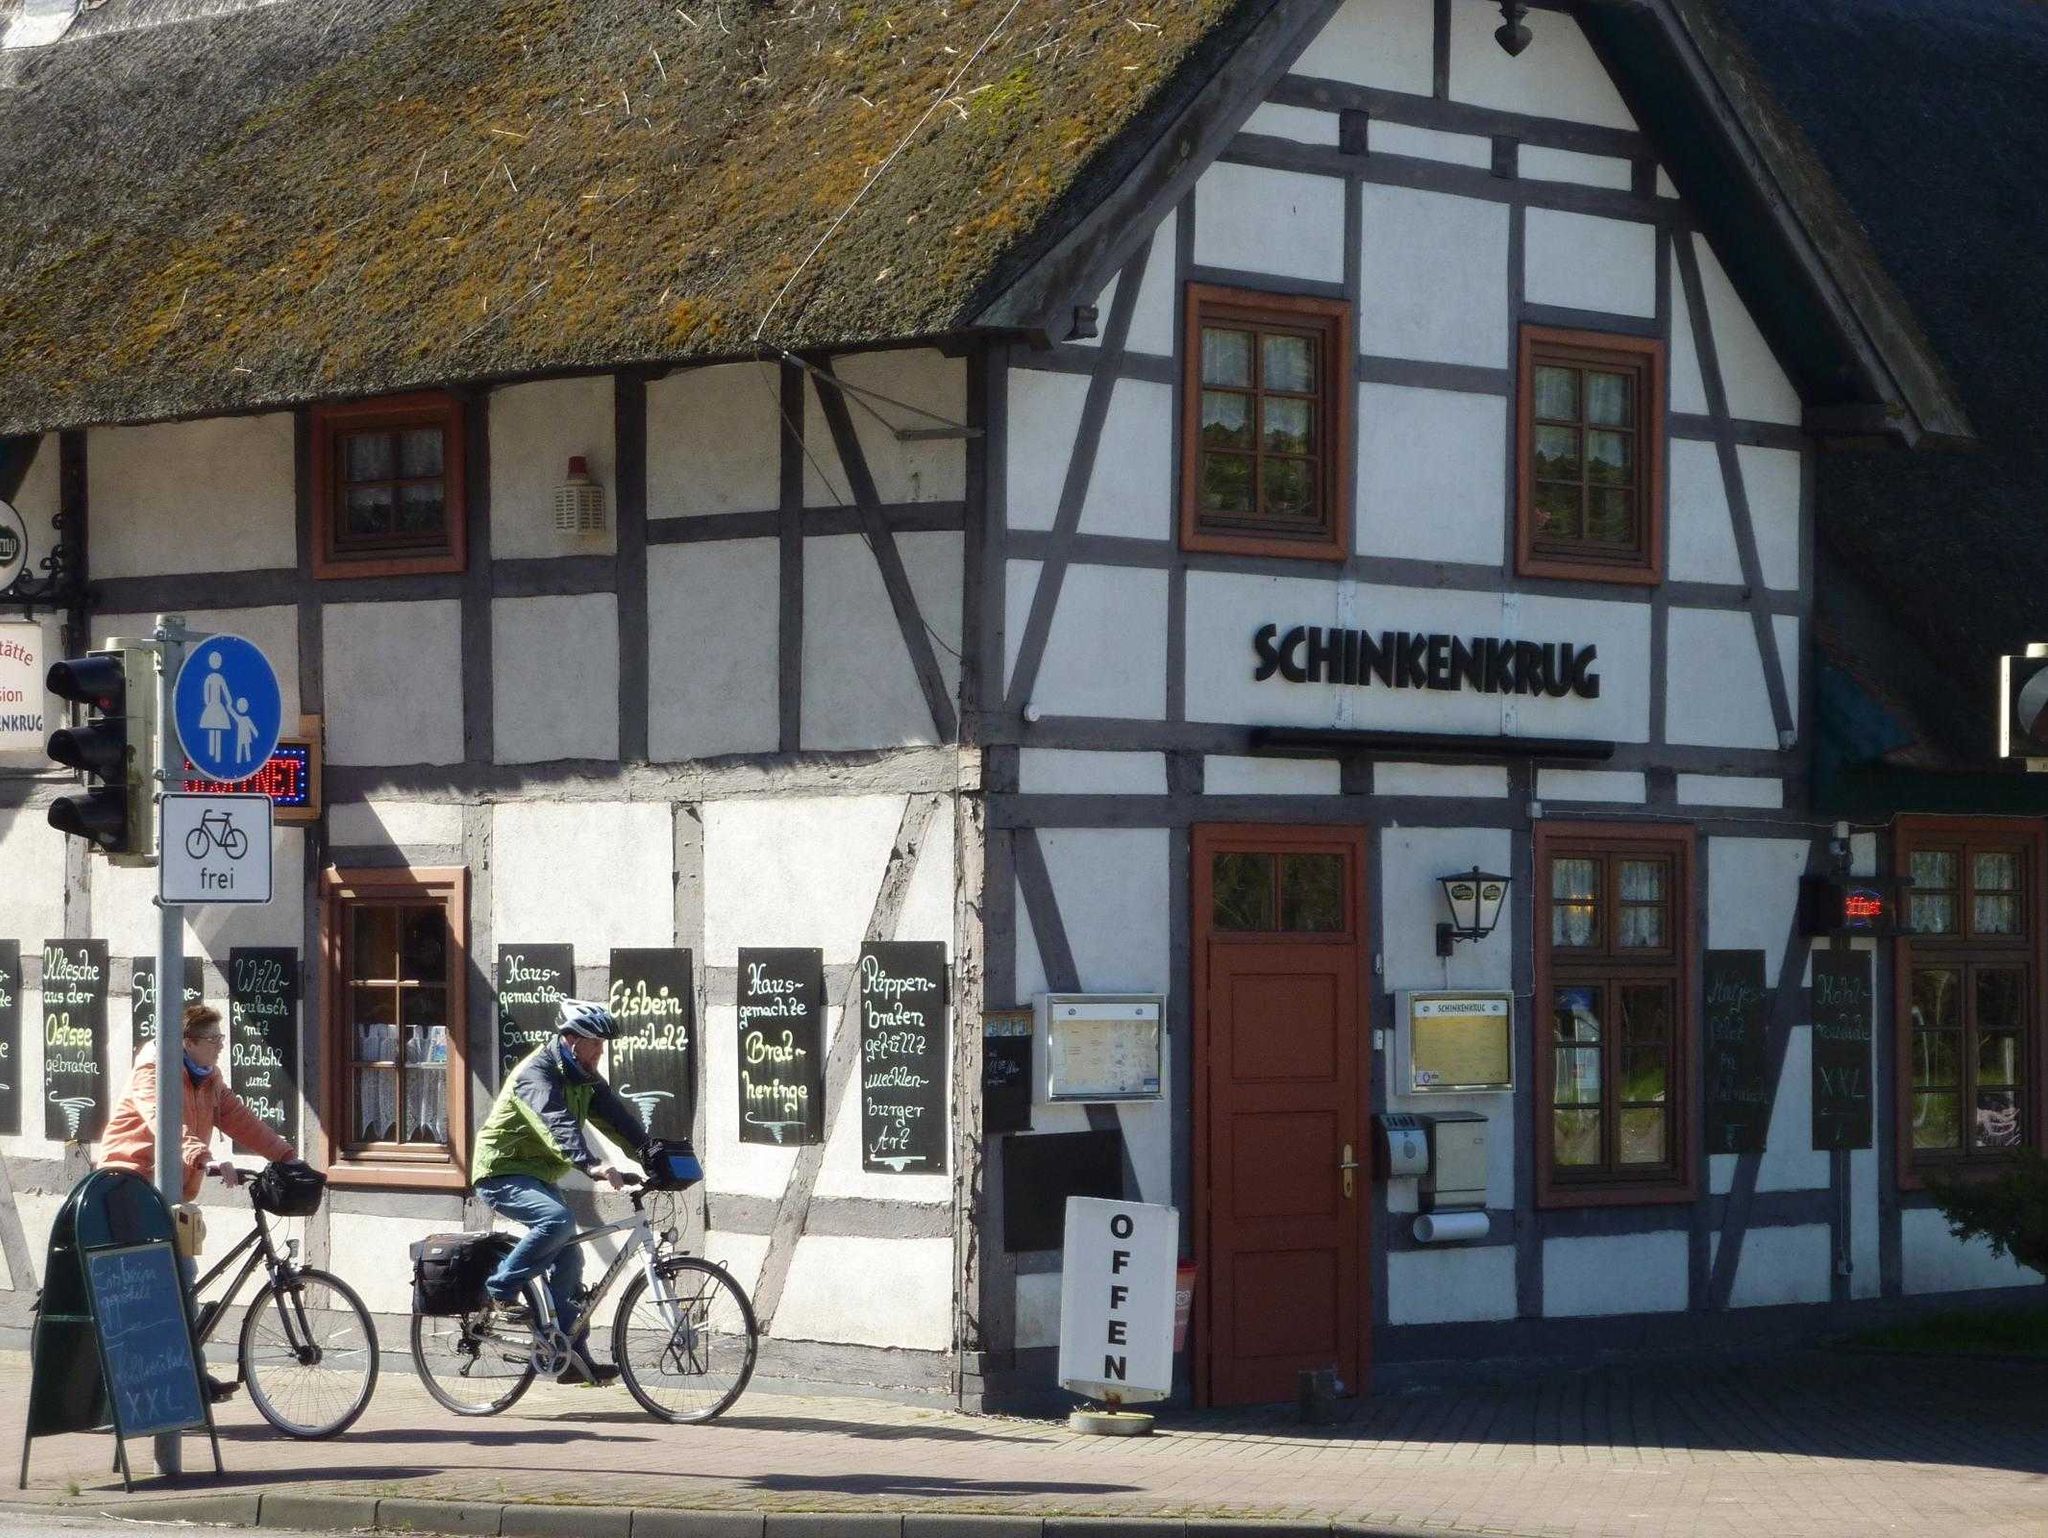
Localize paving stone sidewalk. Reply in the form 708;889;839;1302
5;1349;2046;1537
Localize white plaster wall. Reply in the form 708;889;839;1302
802;531;962;751
646;540;779;760
1544;1232;1688;1317
0;809;67;946
647;361;781;519
1293;0;1435;95
1665;438;1741;586
324;600;464;766
1361;186;1509;367
490;375;617;557
771;1233;952;1351
1014;1270;1062;1351
1447;1;1637;129
1244;102;1339;146
1901;1207;2046;1295
328;1213;454;1315
1381;825;1513;998
1694;237;1801;426
96;605;302;730
1127;210;1181;359
894;806;957;955
1371;122;1493;168
89;415;296;578
1757;1025;1832;1194
1524;210;1657;319
327;800;464;850
1005;372;1084;534
1739;444;1803;591
1014;563;1168;721
703;795;907;965
1006;373;1172;541
1850;1144;1881;1300
1355;385;1506;566
1204;756;1340;795
1520;147;1633;191
703;1001;802;1200
702;1229;770;1300
1679;775;1783;810
1019;750;1167;796
1668;251;1711;416
1536;769;1645;803
1664;608;1779;750
1193;162;1346;284
493;801;673;956
1387;1244;1517;1325
803;350;965;508
1375;763;1508;798
89;827;305;961
1728;1223;1831;1309
492;592;619;764
1706;837;1806;955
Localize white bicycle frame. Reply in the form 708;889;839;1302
521;1205;686;1368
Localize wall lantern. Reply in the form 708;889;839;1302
1495;1;1532;56
554;456;606;534
1436;868;1512;957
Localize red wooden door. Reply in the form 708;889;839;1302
1193;826;1368;1407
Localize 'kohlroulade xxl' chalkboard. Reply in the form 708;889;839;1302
0;940;19;1136
1811;949;1874;1151
229;948;300;1146
43;939;109;1142
736;948;824;1146
1702;950;1769;1155
496;944;573;1079
859;942;948;1174
132;958;203;1045
607;948;695;1141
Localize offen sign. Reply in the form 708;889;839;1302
1058;1197;1176;1405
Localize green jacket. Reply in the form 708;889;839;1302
471;1043;648;1185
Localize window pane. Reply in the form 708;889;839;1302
400;907;447;982
1908;851;1957;935
402;989;446;1032
1586;430;1631;485
1213;852;1274;931
1585;370;1632;427
1974;892;2019;936
1533;424;1581;480
350;908;396;982
1533;366;1578;422
1975;1091;2022;1150
1261;333;1315;395
1909;892;1957;936
397;482;445;535
1621;1045;1667;1104
1262;458;1314;522
1200;452;1253;516
343;486;394;538
406;1065;451;1145
1618;899;1664;949
1911;1027;1959;1089
1202;328;1253;388
1977;1032;2022;1088
1911;1091;1960;1151
1618;861;1666;948
342;430;395;482
398;426;444;478
1551;858;1597;946
1974;851;2017;892
1262;395;1313;456
1911;850;1958;890
1586;488;1635;546
1910;968;1961;1034
1533;481;1580;542
1976;968;2024;1032
1280;853;1344;933
354;1066;398;1143
1552;1047;1602;1106
1619;859;1664;903
1618;1107;1667;1166
350;989;398;1062
1553;987;1602;1053
1200;391;1253;452
1553;1109;1601;1167
1620;984;1671;1043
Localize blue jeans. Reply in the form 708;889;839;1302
475;1174;583;1334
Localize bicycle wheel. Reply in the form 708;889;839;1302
238;1267;380;1439
613;1256;758;1424
411;1282;540;1416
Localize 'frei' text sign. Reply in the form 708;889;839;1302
1058;1197;1177;1405
173;633;281;784
160;792;273;905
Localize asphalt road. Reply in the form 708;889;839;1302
4;1520;326;1538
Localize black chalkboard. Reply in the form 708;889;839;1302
982;1009;1034;1135
1702;949;1770;1155
736;948;824;1146
608;948;696;1141
1811;949;1874;1151
229;948;300;1147
43;939;109;1143
132;958;203;1046
85;1242;207;1438
1002;1130;1123;1251
496;944;574;1079
0;939;19;1136
859;942;948;1174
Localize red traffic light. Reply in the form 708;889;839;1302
46;653;125;713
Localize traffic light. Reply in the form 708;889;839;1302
46;644;158;862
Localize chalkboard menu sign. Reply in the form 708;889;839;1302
736;948;824;1146
43;939;109;1142
1702;949;1769;1155
230;948;300;1146
496;944;573;1079
85;1242;207;1437
132;958;203;1045
608;947;696;1141
983;1008;1034;1134
0;940;20;1136
858;942;948;1174
1811;949;1874;1151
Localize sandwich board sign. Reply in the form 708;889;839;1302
1057;1197;1177;1405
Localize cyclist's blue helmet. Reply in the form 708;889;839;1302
557;1000;620;1041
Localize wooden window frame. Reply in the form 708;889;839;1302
317;865;471;1191
1893;816;2047;1191
1533;821;1698;1208
1180;283;1352;563
311;392;468;579
1515;326;1665;587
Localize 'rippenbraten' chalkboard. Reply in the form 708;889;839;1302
1702;950;1769;1155
859;942;948;1174
85;1242;207;1438
736;948;824;1146
1811;949;1874;1151
230;948;300;1146
44;939;109;1142
608;948;695;1141
497;944;573;1079
132;958;203;1046
0;940;19;1136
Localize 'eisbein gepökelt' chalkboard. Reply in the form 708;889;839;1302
86;1241;207;1438
43;939;109;1142
1702;950;1769;1155
1811;949;1874;1151
859;942;948;1174
132;958;203;1046
608;948;695;1141
497;944;573;1079
736;948;824;1146
0;940;19;1136
230;948;300;1146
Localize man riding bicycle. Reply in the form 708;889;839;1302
472;999;647;1385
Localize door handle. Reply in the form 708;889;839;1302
1338;1143;1359;1200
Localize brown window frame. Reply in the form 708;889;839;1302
1515;326;1665;586
317;865;471;1191
311;392;468;579
1893;817;2047;1190
1533;821;1697;1208
1180;283;1352;563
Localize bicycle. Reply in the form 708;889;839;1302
410;1145;757;1424
190;1161;380;1438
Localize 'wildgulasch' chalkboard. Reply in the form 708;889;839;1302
131;958;203;1046
1702;950;1769;1155
43;939;109;1142
1811;949;1874;1151
0;940;19;1136
859;942;948;1174
608;948;696;1140
496;944;573;1079
736;948;824;1146
85;1242;208;1438
229;948;300;1146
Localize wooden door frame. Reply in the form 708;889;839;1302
1190;822;1372;1406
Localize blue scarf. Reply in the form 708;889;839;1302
184;1051;214;1083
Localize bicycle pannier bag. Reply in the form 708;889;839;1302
251;1160;327;1218
411;1231;514;1315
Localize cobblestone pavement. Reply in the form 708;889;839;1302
7;1350;2047;1536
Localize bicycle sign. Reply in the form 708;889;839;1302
160;792;272;905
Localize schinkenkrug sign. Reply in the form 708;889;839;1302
1253;624;1601;700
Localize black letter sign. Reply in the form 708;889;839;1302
858;942;948;1174
0;940;19;1136
1702;950;1769;1155
737;948;825;1146
496;944;574;1079
607;948;696;1140
132;958;203;1046
1811;950;1874;1151
229;948;300;1146
43;939;108;1142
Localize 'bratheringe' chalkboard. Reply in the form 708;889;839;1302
43;939;108;1143
132;958;203;1046
497;944;573;1079
230;948;300;1146
859;942;948;1174
1702;950;1769;1155
608;948;696;1141
85;1242;207;1438
1811;950;1874;1151
736;948;824;1146
0;940;19;1136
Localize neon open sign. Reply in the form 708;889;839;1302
182;742;312;810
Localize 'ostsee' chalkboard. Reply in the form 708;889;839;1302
132;958;203;1046
607;948;695;1141
229;948;300;1146
736;948;824;1146
859;942;948;1174
0;939;19;1136
43;939;109;1142
85;1241;207;1438
496;945;573;1079
1702;950;1769;1155
1811;949;1874;1151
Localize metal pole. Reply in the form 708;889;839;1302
151;614;186;1480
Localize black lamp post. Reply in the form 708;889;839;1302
1437;868;1513;958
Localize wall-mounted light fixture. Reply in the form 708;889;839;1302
1495;1;1532;56
554;456;606;535
1436;867;1512;958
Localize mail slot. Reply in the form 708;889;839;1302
1420;1110;1488;1212
1374;1113;1430;1179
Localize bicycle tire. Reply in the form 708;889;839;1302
411;1281;541;1417
613;1256;758;1424
238;1267;380;1439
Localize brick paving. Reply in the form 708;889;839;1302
6;1350;2047;1536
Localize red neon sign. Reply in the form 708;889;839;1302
182;743;312;808
1844;893;1885;922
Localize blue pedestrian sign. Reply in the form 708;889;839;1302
174;634;281;784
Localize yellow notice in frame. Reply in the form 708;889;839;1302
1400;990;1513;1094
